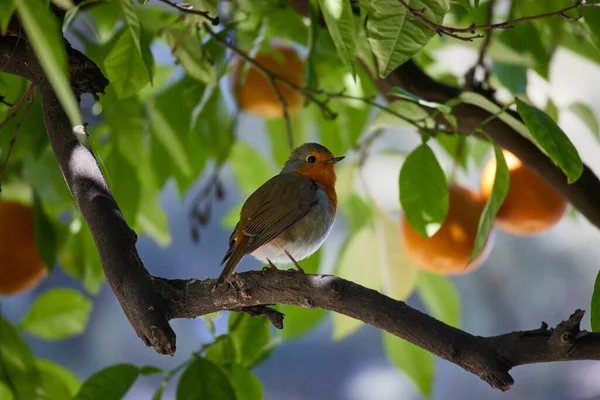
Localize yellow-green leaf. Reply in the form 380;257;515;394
16;0;82;125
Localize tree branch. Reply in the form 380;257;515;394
0;36;177;355
377;60;600;230
152;270;600;391
397;0;597;41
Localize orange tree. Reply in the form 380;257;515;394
1;0;600;399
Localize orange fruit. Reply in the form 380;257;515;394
400;184;494;275
231;44;305;119
0;201;47;296
480;150;567;235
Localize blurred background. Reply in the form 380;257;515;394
3;2;600;400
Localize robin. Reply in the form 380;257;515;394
216;143;344;285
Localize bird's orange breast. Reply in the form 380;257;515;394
294;166;337;213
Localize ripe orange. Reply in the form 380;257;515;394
0;201;47;296
480;150;567;235
400;184;494;275
231;44;305;119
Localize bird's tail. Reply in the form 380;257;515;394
216;247;244;285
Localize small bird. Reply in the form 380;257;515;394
216;143;344;285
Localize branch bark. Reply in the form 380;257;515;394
155;271;599;391
0;36;176;355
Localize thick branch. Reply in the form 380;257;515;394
377;61;600;230
0;36;177;355
153;270;600;391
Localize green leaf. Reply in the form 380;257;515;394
176;357;236;400
146;100;193;178
20;288;93;341
515;97;583;183
165;28;219;85
228;364;263;400
582;2;600;52
499;22;550;79
370;101;430;130
33;191;58;271
228;313;271;367
118;0;153;82
152;385;165;400
189;0;220;14
365;0;450;78
451;0;470;12
544;98;559;123
416;271;460;327
400;144;449;238
104;29;151;99
342;194;373;235
333;227;382;340
0;381;14;400
35;358;81;400
16;0;82;125
460;91;531;139
140;366;166;376
0;316;38;399
74;364;139;400
0;0;16;35
435;135;468;171
569;102;600;140
492;63;527;95
205;335;237;365
471;145;507;263
100;87;145;167
229;141;276;196
279;307;327;341
317;0;357;77
373;210;417;301
383;332;434;397
105;147;141;223
591;269;600;331
59;220;105;294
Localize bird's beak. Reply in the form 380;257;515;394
328;156;345;164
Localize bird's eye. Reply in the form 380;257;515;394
307;155;317;163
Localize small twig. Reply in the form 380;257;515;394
0;85;36;192
465;0;495;91
397;0;597;42
189;110;239;240
272;80;294;150
204;22;447;136
157;0;220;25
0;96;13;107
202;23;337;120
0;86;33;131
170;21;192;55
357;128;385;167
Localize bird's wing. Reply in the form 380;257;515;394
237;173;319;255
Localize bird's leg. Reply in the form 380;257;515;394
284;250;305;274
262;258;279;272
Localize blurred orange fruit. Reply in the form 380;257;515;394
480;150;567;235
400;184;494;275
231;44;305;119
0;201;47;296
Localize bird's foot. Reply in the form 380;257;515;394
262;259;279;272
284;250;305;274
211;274;237;292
